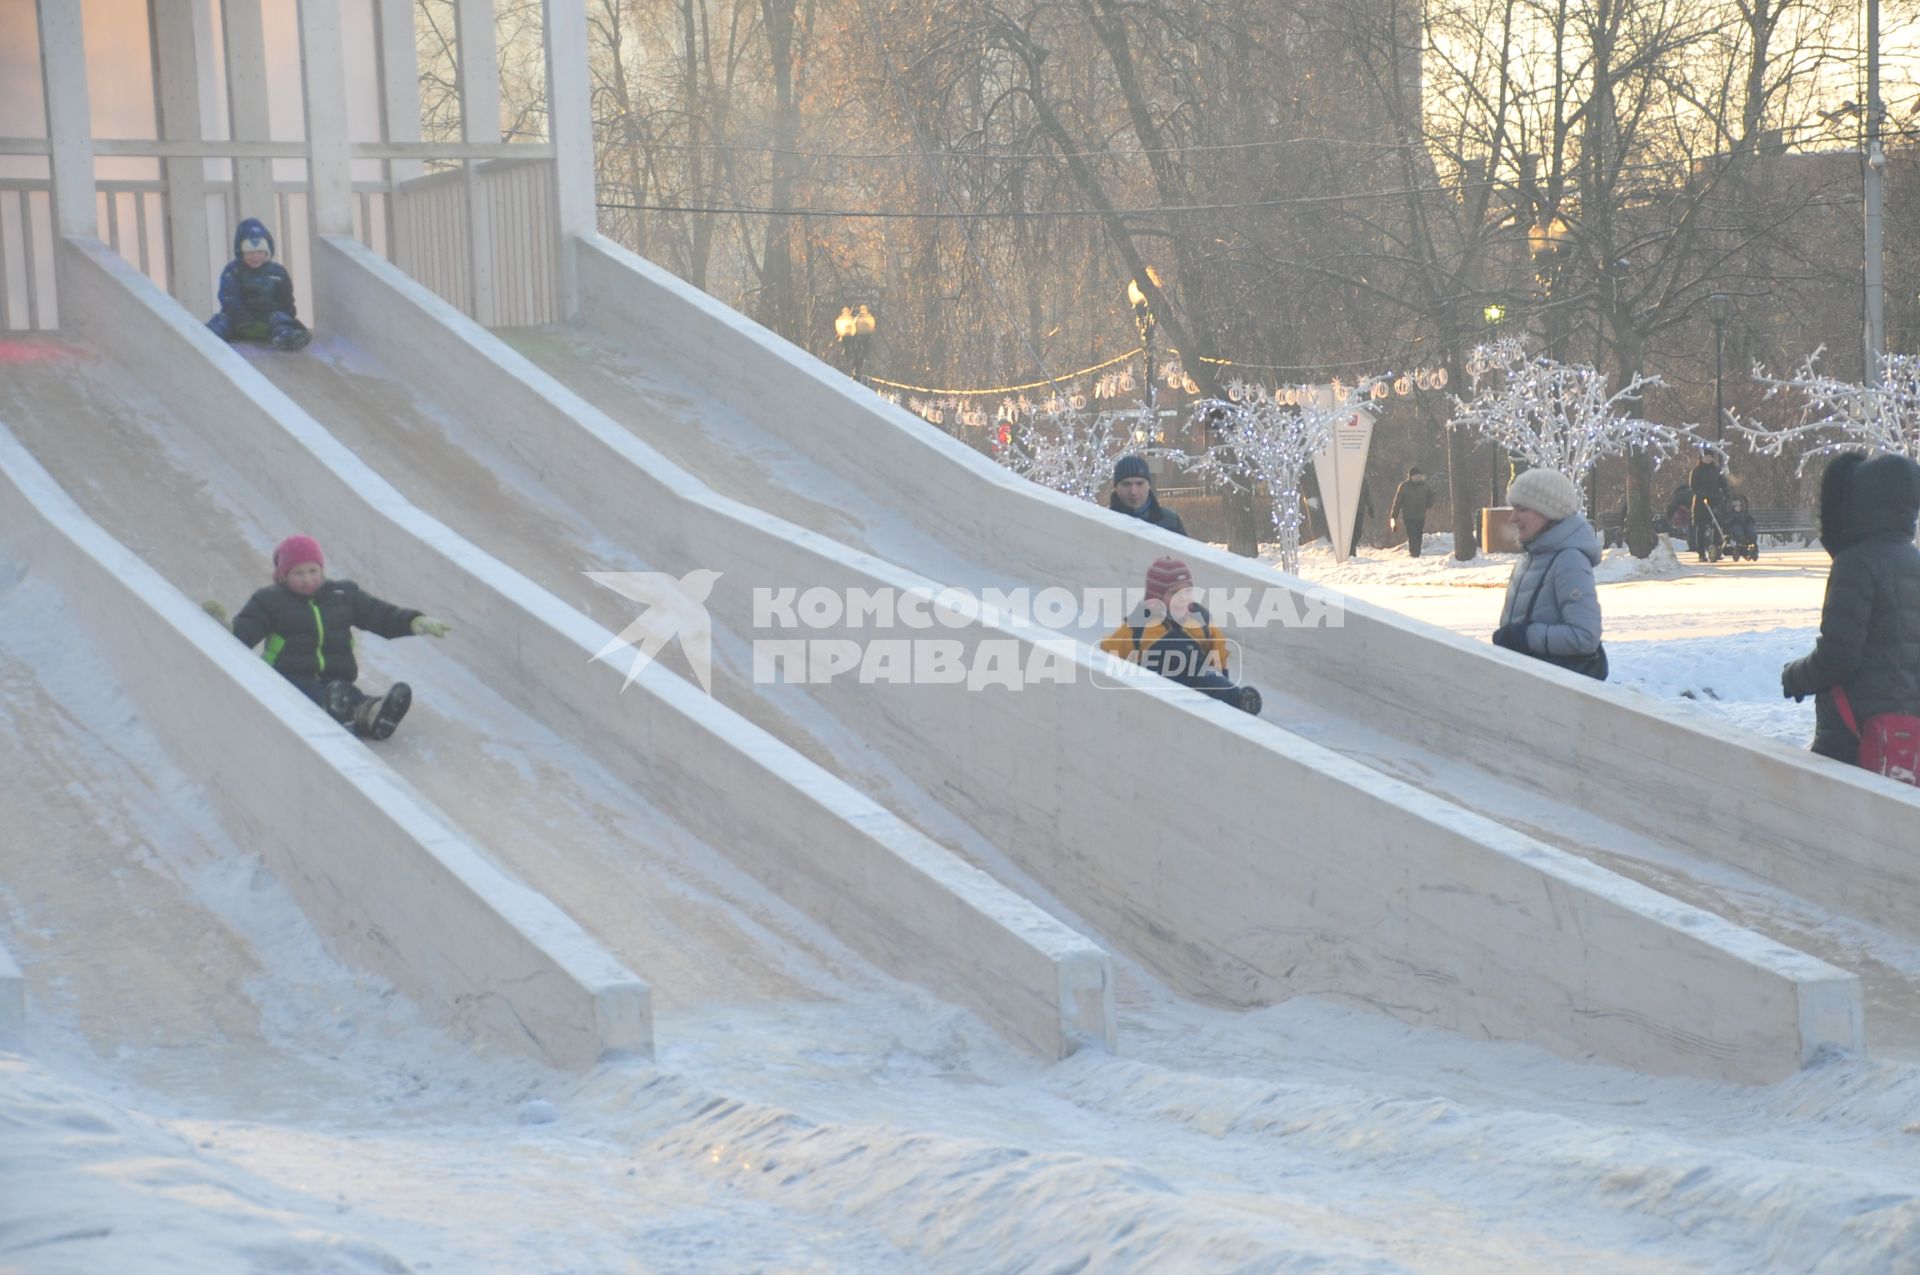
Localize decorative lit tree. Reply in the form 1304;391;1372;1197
999;402;1158;502
1168;379;1353;575
1733;349;1920;473
1448;339;1699;510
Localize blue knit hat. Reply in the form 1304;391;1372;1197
1112;455;1151;485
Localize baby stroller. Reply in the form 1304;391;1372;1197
1691;500;1725;562
1721;495;1760;561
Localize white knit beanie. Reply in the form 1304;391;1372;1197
1506;468;1579;521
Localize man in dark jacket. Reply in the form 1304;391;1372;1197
1689;452;1729;561
1782;452;1920;763
1387;467;1433;557
1108;454;1188;536
207;217;310;351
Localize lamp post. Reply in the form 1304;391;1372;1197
835;303;876;383
1127;270;1160;413
1483;300;1507;505
1708;292;1730;442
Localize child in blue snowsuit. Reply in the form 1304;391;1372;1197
206;217;310;351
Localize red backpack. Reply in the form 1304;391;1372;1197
1834;687;1920;787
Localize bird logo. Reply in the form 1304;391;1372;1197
586;569;723;694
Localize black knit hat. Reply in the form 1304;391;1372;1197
1112;454;1151;485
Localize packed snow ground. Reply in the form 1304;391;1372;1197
11;529;1920;1272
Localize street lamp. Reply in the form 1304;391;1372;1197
1127;268;1161;412
1708;292;1731;442
835;303;876;382
1482;301;1510;505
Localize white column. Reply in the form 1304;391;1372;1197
36;0;96;238
297;0;353;237
376;0;424;186
155;0;215;315
545;0;593;320
222;0;277;240
456;0;499;323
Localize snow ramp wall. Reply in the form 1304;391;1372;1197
57;235;1113;1061
0;420;651;1067
573;235;1920;948
320;234;1860;1082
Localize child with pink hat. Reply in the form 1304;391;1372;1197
204;535;449;739
1099;556;1261;714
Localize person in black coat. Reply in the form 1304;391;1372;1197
1108;454;1188;536
1782;453;1920;764
1387;467;1433;557
1689;453;1729;560
205;534;451;740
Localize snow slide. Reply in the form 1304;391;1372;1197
563;235;1920;943
0;421;647;1065
295;232;1859;1082
36;234;1110;1060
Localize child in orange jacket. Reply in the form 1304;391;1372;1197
1100;556;1260;714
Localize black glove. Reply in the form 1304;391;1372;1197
1781;665;1806;703
1491;623;1527;652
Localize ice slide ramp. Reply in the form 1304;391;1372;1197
0;415;647;1066
27;235;1111;1061
272;231;1867;1083
553;238;1920;1009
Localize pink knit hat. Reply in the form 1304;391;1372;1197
1144;556;1194;604
272;534;325;581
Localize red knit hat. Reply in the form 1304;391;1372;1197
1144;556;1193;604
272;534;325;580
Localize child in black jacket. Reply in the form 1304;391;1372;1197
206;534;449;739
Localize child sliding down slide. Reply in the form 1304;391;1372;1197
205;535;450;740
206;217;311;351
1101;556;1262;715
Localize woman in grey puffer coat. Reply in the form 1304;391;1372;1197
1782;452;1920;763
1492;468;1606;678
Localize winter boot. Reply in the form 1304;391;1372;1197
352;682;412;740
322;681;358;724
270;319;311;352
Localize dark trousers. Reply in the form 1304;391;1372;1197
1142;629;1255;711
207;310;307;342
1403;515;1425;557
282;674;371;725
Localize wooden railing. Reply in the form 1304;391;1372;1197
0;175;390;331
392;158;559;327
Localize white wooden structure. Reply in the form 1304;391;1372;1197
1;0;593;330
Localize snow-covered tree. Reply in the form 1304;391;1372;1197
999;402;1156;502
1733;349;1920;474
1448;340;1698;506
1168;379;1352;575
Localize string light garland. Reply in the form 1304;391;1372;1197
1734;348;1920;472
998;404;1159;501
866;349;1138;397
872;350;1448;430
1171;381;1364;576
1448;338;1701;506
